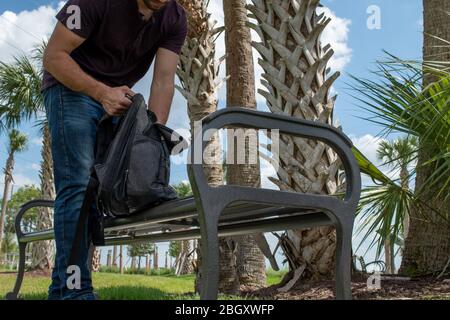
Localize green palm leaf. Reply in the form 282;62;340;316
349;53;450;200
0;54;44;131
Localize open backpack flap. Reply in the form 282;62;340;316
69;94;188;266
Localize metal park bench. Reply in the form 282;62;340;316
6;108;361;300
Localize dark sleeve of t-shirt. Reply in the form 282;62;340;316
56;0;106;39
159;8;188;55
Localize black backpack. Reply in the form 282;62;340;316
69;94;187;265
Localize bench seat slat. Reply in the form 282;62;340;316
18;198;331;244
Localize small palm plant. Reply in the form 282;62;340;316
377;137;418;236
0;129;28;252
368;137;418;273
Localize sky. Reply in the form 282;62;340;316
0;0;423;270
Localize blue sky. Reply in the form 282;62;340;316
0;0;423;269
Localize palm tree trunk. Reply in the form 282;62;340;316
119;245;124;274
112;245;118;267
248;0;342;286
31;126;55;271
236;235;267;287
182;240;194;275
91;247;100;272
153;245;158;269
400;0;450;276
384;236;395;274
400;166;410;240
0;155;14;251
175;240;194;275
177;0;227;293
223;0;266;290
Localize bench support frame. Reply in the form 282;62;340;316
189;109;360;300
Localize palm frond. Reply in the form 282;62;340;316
352;147;393;185
349;54;450;200
7;129;28;154
0;51;44;132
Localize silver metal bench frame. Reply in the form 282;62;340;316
6;108;361;300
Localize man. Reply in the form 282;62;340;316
42;0;187;300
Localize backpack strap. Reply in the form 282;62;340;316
67;115;116;267
95;115;116;163
67;174;99;267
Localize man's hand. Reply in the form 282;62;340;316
97;86;135;116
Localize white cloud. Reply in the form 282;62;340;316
0;4;61;62
31;163;40;171
31;137;43;147
12;172;39;187
351;134;385;166
318;7;352;72
260;156;278;189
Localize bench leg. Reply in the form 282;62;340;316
5;242;27;300
199;209;220;300
335;218;354;300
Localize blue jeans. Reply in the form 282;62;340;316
43;84;105;300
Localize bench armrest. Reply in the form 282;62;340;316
14;200;54;239
187;108;361;211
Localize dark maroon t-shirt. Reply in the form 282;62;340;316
42;0;187;91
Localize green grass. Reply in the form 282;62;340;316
266;268;287;286
99;265;174;276
0;269;286;300
0;272;196;300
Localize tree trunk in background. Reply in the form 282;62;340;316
119;245;124;274
107;250;112;267
384;237;394;274
223;0;266;291
177;0;227;293
400;166;410;241
91;247;100;272
153;245;158;269
175;240;193;275
31;127;55;271
248;0;342;286
112;245;118;267
399;0;450;276
0;155;14;252
236;235;267;287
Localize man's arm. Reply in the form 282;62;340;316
148;47;180;125
43;22;134;116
